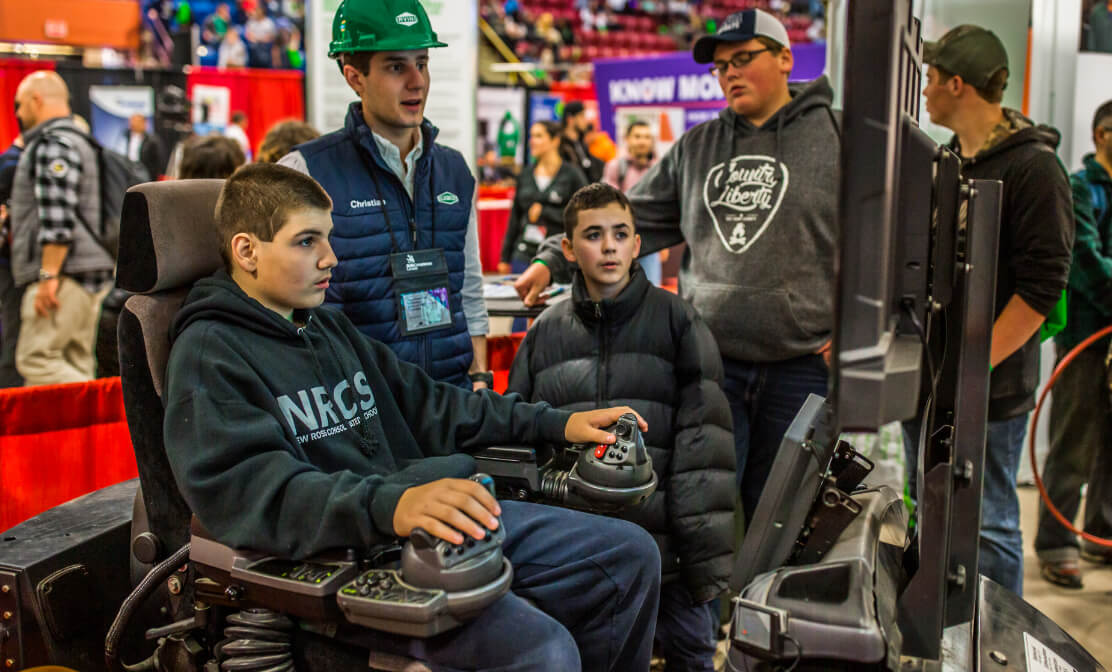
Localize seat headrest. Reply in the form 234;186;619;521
117;180;225;294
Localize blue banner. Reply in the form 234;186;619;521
592;43;827;143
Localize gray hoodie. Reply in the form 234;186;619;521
538;76;840;363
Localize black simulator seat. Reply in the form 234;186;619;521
112;180;511;671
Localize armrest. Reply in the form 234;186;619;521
473;445;544;495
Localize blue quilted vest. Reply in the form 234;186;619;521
298;103;475;387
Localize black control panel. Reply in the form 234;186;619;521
248;559;351;586
190;474;512;637
335;473;513;636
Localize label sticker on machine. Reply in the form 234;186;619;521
1023;632;1078;672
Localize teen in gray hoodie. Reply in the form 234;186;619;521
520;8;840;520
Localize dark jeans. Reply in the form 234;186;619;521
369;500;661;672
1035;345;1112;562
655;582;717;672
903;413;1028;596
722;354;829;521
510;258;530;333
0;261;24;388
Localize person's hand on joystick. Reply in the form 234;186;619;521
393;479;502;546
565;406;647;446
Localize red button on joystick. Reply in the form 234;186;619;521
594;444;607;459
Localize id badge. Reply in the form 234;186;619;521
523;223;547;243
389;248;454;336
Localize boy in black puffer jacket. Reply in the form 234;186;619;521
507;182;736;671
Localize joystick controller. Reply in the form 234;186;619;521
336;473;513;636
575;413;654;488
400;474;507;592
516;412;659;512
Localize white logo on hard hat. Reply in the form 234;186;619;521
396;12;418;26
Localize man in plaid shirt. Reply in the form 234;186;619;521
8;71;114;385
1035;99;1112;587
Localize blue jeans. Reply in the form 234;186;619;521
722;355;829;521
655;582;717;672
903;413;1028;596
367;500;661;671
510;258;531;333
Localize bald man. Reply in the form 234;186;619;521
9;71;115;385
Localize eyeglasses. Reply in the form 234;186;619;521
709;48;774;76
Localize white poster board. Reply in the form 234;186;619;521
88;86;154;155
1069;52;1112;170
190;84;231;136
305;0;477;172
477;86;526;163
305;0;357;134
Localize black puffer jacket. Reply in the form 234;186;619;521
946;111;1074;420
507;264;736;602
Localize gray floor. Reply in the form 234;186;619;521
1018;486;1112;668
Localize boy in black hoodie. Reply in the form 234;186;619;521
911;24;1074;597
162;164;661;671
507;183;735;672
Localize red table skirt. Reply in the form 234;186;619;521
478;198;513;273
0;377;136;532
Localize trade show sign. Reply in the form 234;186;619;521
88;85;154;155
593;43;826;143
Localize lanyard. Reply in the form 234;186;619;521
357;143;438;253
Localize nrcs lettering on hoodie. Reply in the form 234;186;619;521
703;155;788;255
276;371;379;444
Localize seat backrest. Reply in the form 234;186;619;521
116;179;224;553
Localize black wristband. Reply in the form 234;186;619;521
469;371;494;387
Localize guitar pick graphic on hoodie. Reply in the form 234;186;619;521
703;155;789;254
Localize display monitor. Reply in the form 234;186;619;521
830;0;942;433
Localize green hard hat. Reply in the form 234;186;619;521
328;0;447;58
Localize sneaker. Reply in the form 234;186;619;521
1040;560;1083;589
1080;547;1112;564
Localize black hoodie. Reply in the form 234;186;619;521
163;271;572;559
948;110;1074;419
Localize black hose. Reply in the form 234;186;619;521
105;542;192;672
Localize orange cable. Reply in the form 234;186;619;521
1028;324;1112;547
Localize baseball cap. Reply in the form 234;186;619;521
693;9;790;65
923;25;1009;89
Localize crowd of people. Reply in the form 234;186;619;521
140;0;305;70
481;0;826;76
1;0;1110;669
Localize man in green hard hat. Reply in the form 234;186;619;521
280;0;493;392
278;2;662;670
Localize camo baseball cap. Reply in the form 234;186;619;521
923;25;1009;89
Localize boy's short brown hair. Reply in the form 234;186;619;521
563;182;634;239
214;163;333;271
